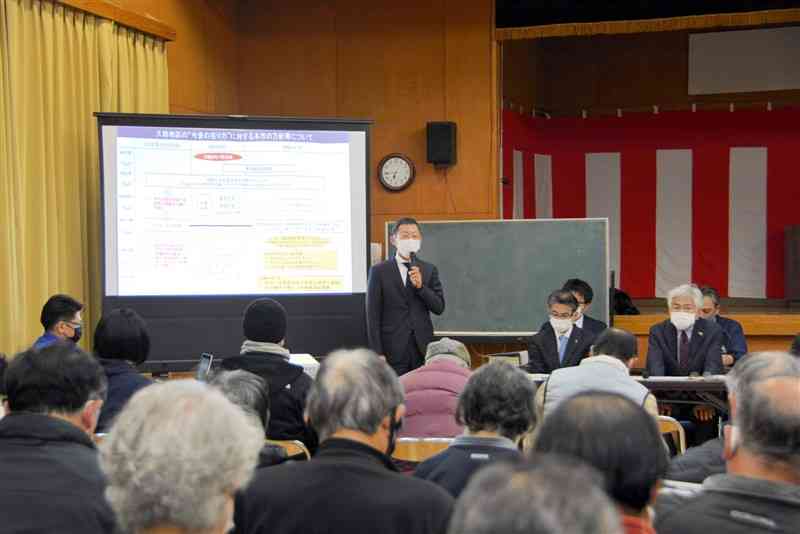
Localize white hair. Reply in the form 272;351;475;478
667;284;703;309
100;380;264;533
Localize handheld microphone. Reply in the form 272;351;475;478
409;251;417;268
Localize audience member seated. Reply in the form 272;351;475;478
791;333;800;357
447;455;622;534
563;278;607;338
522;289;593;374
32;294;84;350
665;435;725;484
221;298;317;450
233;348;454;534
399;337;472;438
0;344;114;533
698;286;747;366
646;283;723;445
93;308;152;432
536;328;657;421
533;392;668;534
655;351;800;534
413;360;535;497
100;380;263;534
210;369;287;468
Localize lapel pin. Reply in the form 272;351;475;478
699;331;704;336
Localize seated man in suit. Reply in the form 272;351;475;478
646;283;723;444
563;278;607;339
698;286;747;367
522;289;593;374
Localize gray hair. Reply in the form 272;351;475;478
426;337;471;368
210;369;270;433
456;360;537;440
667;284;703;309
306;348;404;442
100;380;264;533
447;455;622;534
725;352;800;470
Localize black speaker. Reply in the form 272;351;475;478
427;121;457;166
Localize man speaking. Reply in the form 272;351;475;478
367;218;445;375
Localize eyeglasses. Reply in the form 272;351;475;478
63;320;83;329
549;311;574;320
670;305;696;312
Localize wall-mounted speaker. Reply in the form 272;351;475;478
427;121;457;166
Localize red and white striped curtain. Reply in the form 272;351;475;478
501;109;800;299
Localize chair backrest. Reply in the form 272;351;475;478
393;437;453;462
266;439;311;460
658;415;687;454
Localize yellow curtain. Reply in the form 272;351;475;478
0;0;169;355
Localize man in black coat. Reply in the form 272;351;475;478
367;217;445;375
222;298;317;451
655;352;800;534
522;289;593;374
0;344;116;534
233;348;454;534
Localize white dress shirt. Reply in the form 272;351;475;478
395;255;411;286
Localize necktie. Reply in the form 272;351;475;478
558;335;568;363
679;330;690;370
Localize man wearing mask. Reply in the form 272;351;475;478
698;286;747;367
522;289;593;374
646;283;723;444
32;294;84;350
562;278;607;339
367;218;445;375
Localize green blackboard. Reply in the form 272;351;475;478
387;219;609;337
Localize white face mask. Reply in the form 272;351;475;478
396;239;421;258
550;317;573;334
670;311;696;331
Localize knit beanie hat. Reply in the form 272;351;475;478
425;337;471;367
243;298;287;343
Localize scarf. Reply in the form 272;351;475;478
240;339;291;361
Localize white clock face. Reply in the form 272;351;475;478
381;157;413;189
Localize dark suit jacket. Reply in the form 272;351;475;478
366;258;445;366
716;316;748;360
645;318;723;376
522;323;593;374
580;315;608;338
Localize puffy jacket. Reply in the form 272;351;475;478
222;352;318;452
399;359;470;438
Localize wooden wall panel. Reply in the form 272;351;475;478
503;31;800;116
237;0;498;246
119;0;240;114
501;39;538;112
237;1;337;118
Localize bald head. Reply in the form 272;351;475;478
726;352;800;472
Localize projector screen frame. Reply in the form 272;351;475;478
94;112;373;371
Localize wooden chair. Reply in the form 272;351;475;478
266;439;311;460
393;437;453;462
658;415;687;455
